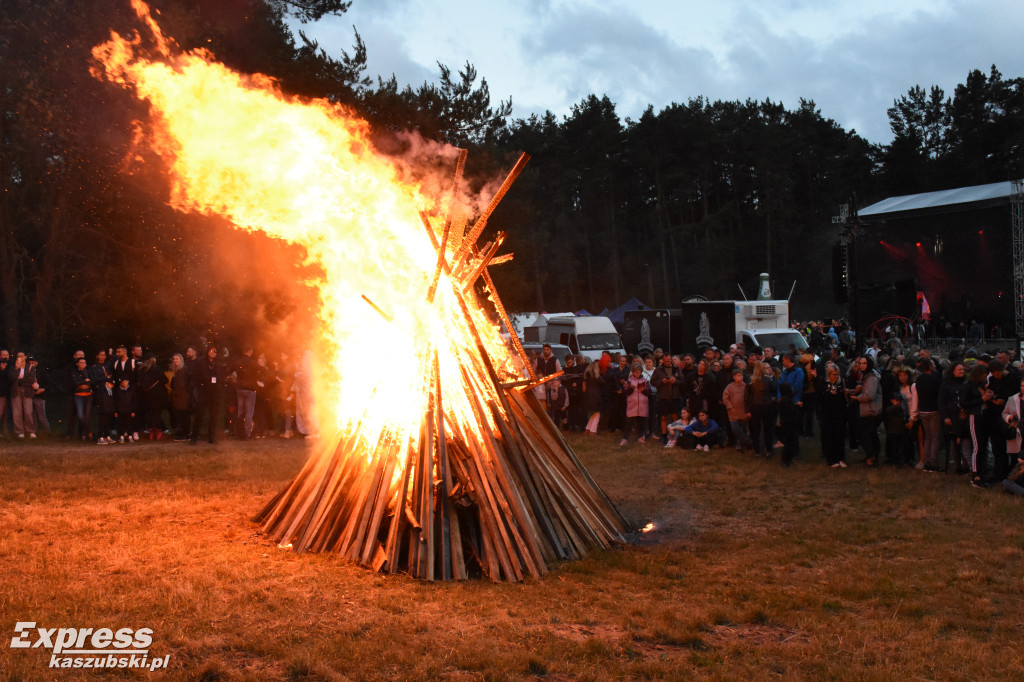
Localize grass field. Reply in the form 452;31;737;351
1;432;1023;680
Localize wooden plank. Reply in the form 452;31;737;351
459;367;545;578
418;404;435;581
489;400;563;562
385;435;417;573
454;152;529;263
461;233;505;293
433;350;459;580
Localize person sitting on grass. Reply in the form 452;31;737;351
685;409;719;452
664;409;695;450
1004;458;1024;496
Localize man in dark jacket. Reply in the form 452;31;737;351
986;360;1018;480
562;353;585;432
651;354;681;443
110;345;139;442
231;346;259;439
191;346;223;444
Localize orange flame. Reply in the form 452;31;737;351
92;2;520;461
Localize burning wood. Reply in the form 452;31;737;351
256;154;628;581
92;1;629;581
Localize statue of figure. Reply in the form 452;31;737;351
696;312;715;349
638;317;654;354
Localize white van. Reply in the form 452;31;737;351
522;312;575;343
544;316;626;362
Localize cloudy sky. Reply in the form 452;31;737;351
293;0;1024;144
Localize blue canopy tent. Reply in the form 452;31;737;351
603;297;650;326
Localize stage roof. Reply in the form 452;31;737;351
859;179;1020;221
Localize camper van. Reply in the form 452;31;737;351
522;312;575;343
543;315;626;361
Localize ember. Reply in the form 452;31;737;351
92;0;628;580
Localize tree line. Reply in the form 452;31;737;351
2;0;1022;356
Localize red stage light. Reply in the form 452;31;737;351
916;242;922;247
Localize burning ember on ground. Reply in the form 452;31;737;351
92;0;628;581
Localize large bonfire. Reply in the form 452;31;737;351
92;0;628;581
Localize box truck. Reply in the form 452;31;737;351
678;299;808;354
621;301;807;357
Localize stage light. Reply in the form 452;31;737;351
979;230;984;235
916;242;922;247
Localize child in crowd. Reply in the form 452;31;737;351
722;368;752;452
665;409;695;449
884;391;911;467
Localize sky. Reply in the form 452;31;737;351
292;0;1024;144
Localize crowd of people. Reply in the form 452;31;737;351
530;339;1024;493
0;344;319;445
6;331;1024;494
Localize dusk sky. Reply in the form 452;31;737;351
292;0;1023;144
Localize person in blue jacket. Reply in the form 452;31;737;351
779;352;805;433
685;409;720;451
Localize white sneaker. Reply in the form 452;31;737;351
839;461;848;468
702;444;710;452
619;439;628;446
132;432;140;441
694;446;701;451
118;435;125;443
638;437;645;444
664;439;676;449
28;433;36;439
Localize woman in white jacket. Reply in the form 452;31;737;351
1001;377;1024;494
1001;377;1024;459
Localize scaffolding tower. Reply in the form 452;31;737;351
1013;179;1024;337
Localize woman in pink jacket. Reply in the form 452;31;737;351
621;363;652;446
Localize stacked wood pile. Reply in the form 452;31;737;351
254;153;630;581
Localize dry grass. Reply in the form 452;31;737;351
2;432;1024;680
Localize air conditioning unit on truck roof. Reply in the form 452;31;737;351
737;301;788;321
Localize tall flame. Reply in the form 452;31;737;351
92;1;520;455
